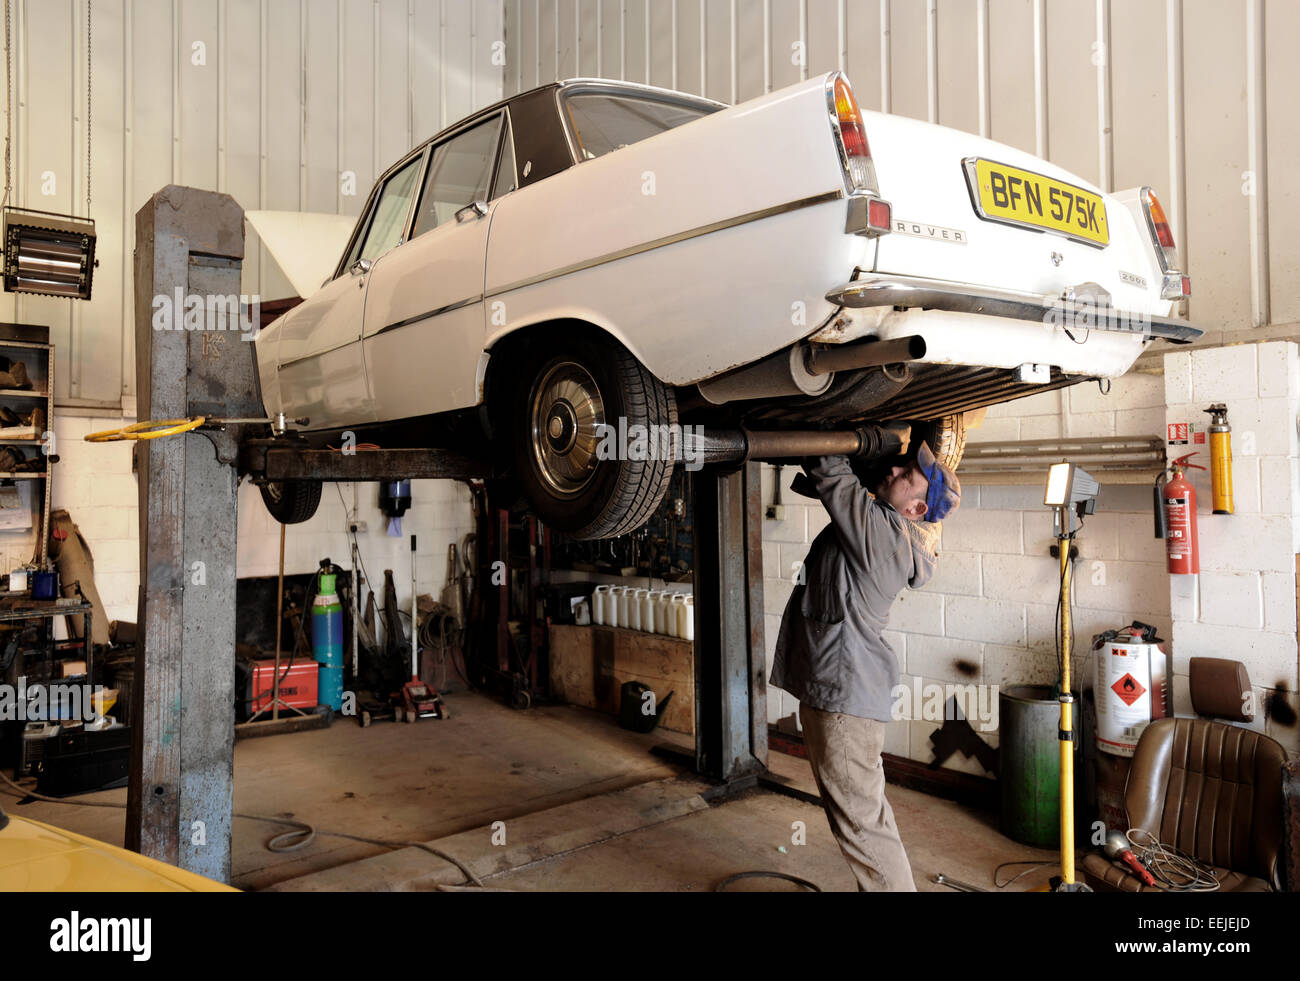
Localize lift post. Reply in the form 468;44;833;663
690;461;768;783
126;186;258;881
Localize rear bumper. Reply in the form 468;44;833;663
826;273;1203;345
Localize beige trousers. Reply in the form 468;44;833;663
800;704;917;892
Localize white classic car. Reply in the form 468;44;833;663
254;71;1201;538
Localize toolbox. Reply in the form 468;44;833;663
35;723;131;797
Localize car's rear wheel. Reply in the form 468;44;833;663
260;480;322;525
511;337;676;539
917;412;968;471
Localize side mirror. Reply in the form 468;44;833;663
455;201;489;223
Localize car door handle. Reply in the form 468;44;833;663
454;200;489;223
349;258;372;276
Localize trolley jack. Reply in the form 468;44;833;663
398;535;446;723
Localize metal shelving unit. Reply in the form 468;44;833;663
0;323;52;567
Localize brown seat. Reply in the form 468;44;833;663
1082;717;1287;892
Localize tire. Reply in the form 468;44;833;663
260;480;322;525
915;413;968;471
911;413;967;542
511;336;676;540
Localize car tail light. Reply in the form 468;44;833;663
1140;187;1190;300
866;198;892;234
828;74;879;194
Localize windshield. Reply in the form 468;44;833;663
562;91;719;160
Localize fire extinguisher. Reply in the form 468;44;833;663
1156;453;1206;575
1204;403;1234;515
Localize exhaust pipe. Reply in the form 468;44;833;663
805;334;926;375
691;427;874;465
696;334;926;406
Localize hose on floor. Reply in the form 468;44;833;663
715;870;821;892
0;769;483;888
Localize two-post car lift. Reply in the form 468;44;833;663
126;185;850;882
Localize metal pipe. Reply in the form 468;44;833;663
410;535;418;680
963;447;1165;462
965;436;1164;454
695;428;868;465
351;534;360;682
805;334;927;375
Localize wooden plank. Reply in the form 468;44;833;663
549;623;695;735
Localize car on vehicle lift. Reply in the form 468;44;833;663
251;71;1202;539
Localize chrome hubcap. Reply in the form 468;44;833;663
529;361;605;497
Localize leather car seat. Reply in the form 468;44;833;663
1081;657;1287;892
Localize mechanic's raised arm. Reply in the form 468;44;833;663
804;455;885;573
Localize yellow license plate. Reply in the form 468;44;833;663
965;157;1109;247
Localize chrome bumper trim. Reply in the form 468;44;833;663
827;274;1203;344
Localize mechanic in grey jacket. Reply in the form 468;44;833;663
770;433;960;891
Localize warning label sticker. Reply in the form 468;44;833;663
1112;673;1146;707
1167;422;1190;445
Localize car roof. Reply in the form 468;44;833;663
409;78;726;156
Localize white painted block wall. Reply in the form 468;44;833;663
1164;342;1300;752
20;413;475;632
761;351;1300;772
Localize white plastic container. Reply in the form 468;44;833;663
641;591;655;633
629;588;645;631
639;590;656;633
672;594;690;639
615;587;630;628
592;585;610;626
650;589;670;636
680;596;695;641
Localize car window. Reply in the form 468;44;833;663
411;116;503;238
490;114;518;200
353;156;423;264
562;92;717;160
509;87;579;188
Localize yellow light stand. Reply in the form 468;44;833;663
1055;518;1080;889
1042;461;1093;892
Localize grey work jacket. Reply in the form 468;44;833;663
769;455;938;722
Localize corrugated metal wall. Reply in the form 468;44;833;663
504;0;1297;343
5;1;1291;408
0;0;505;408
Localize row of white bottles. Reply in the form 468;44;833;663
591;585;694;640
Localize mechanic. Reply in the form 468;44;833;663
770;426;961;891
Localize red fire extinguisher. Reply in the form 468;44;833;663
1160;453;1206;575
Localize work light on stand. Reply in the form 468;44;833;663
1042;461;1100;892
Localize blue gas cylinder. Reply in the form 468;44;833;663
312;573;344;711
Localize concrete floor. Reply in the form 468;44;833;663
4;690;1059;892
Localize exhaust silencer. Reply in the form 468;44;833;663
696;334;926;406
697;344;833;405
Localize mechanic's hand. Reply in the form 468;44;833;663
789;471;818;500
